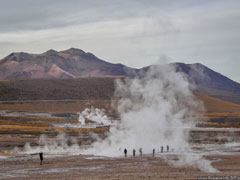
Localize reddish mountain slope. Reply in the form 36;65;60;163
0;48;138;79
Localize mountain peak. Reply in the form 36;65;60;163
44;49;58;55
188;63;208;69
3;52;33;63
61;48;85;55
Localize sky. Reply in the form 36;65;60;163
0;0;240;82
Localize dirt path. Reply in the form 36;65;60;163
1;154;240;180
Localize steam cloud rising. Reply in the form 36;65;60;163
83;64;218;172
86;64;199;156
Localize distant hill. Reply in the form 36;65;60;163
1;48;240;104
0;48;138;79
1;78;240;114
141;63;240;104
195;93;240;112
173;63;240;91
0;78;115;101
174;63;240;104
142;63;240;92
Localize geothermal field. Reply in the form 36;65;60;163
1;0;240;179
1;66;240;179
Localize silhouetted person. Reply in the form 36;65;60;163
153;148;155;157
124;148;127;157
166;145;169;152
39;152;43;165
160;146;163;153
139;148;142;156
133;149;136;157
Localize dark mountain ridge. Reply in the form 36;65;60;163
174;62;240;91
174;62;240;104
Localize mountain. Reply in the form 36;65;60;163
0;48;138;79
173;63;240;92
141;63;240;92
135;63;240;104
173;63;240;104
143;63;240;104
1;48;240;104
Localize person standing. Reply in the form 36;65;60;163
160;146;163;153
167;145;169;152
133;149;136;157
139;147;142;156
153;148;155;157
39;152;43;165
124;148;127;157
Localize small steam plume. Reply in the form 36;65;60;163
77;108;113;126
13;133;82;155
64;108;113;129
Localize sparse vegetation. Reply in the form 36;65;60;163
0;78;115;101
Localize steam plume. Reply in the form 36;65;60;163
83;64;218;172
85;65;198;155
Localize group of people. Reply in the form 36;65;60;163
38;145;173;165
124;145;172;157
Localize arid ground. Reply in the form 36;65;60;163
1;154;240;180
1;100;240;179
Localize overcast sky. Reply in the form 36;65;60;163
0;0;239;82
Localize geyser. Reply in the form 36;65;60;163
77;108;113;126
85;64;200;156
83;64;218;173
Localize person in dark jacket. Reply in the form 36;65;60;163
133;149;136;157
39;152;43;165
153;148;155;157
124;148;127;157
160;146;163;153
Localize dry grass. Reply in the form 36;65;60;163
1;93;240;114
0;100;114;114
196;93;240;112
0;78;115;101
0;101;113;136
0;123;108;135
0;116;69;130
198;122;240;128
0;113;109;136
1;94;240;136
